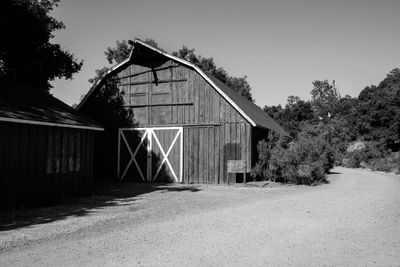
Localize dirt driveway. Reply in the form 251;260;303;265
1;167;400;266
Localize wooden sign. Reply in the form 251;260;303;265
227;160;247;173
227;160;248;184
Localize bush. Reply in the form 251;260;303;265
297;162;326;185
369;158;393;172
369;153;400;173
250;134;290;181
250;139;272;181
251;135;334;185
342;142;400;173
342;141;382;168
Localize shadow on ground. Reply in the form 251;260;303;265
0;182;201;232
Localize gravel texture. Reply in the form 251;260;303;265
1;167;400;266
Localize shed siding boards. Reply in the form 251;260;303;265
0;122;93;209
107;60;252;183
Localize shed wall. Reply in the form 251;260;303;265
0;122;93;209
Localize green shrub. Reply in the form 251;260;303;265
342;141;384;168
369;153;400;173
250;139;272;181
343;142;400;173
297;162;326;185
369;158;393;172
252;135;333;185
250;134;290;181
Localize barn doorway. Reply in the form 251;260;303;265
118;127;183;182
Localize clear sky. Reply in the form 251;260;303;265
51;0;400;108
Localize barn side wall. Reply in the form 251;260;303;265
0;122;93;209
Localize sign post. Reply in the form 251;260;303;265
227;160;248;184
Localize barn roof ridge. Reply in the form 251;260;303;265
77;39;288;135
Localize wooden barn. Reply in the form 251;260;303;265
78;39;287;184
0;83;103;209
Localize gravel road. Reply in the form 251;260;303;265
1;167;400;266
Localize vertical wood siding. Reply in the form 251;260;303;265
117;60;246;126
0;122;93;209
180;123;251;184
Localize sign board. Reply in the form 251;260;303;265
227;160;247;173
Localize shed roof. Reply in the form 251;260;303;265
0;83;104;131
78;39;287;135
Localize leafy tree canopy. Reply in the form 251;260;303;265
264;96;315;138
88;39;157;85
0;0;82;92
353;68;400;150
263;68;400;153
172;46;253;101
310;80;341;120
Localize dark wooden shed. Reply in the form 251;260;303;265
78;39;287;184
0;84;103;209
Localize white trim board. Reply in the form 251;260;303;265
120;126;183;131
0;117;104;131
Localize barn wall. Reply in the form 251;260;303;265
116;60;247;126
106;60;253;184
0;122;93;209
182;123;252;184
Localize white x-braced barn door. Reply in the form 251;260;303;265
118;127;183;182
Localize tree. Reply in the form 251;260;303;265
0;0;82;92
353;68;400;150
105;39;159;66
378;68;400;90
310;80;341;120
264;96;315;138
105;40;131;65
173;46;254;101
89;38;158;84
226;76;253;102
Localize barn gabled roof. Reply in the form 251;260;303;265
78;39;288;135
0;83;104;131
